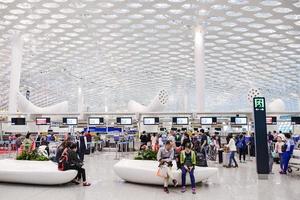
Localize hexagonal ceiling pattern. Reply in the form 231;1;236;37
0;0;299;112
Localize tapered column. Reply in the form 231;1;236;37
78;86;84;119
8;33;23;113
194;26;205;112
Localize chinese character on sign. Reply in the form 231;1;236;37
254;98;265;111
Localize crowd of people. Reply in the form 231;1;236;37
140;129;297;194
3;128;298;191
141;129;222;194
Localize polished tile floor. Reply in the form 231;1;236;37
0;152;299;200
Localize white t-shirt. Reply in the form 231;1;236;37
227;138;237;152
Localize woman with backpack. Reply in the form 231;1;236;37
68;143;91;186
60;143;91;186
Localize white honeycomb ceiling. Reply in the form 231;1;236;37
0;0;299;112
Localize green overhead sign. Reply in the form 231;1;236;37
254;97;265;111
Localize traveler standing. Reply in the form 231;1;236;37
226;134;238;168
77;131;87;162
275;135;284;170
22;132;35;153
167;131;175;147
35;133;42;148
180;143;196;194
140;131;148;149
236;133;247;163
181;132;191;149
157;141;178;193
268;138;274;174
280;133;295;174
174;130;182;147
85;131;92;154
151;133;158;151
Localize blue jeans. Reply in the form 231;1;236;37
229;151;238;167
279;153;284;171
181;166;195;188
282;152;291;173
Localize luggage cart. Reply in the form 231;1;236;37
287;151;300;173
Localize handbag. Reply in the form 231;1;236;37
271;151;278;158
281;144;287;152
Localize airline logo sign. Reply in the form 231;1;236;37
254;97;265;111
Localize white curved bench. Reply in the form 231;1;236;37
0;159;77;185
114;159;218;185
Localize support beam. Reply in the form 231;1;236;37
194;26;205;112
8;33;23;113
78;86;84;119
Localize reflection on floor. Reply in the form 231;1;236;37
0;152;299;200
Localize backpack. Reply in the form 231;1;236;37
207;136;212;145
175;134;181;143
58;154;69;171
16;137;24;148
237;139;244;149
161;134;168;144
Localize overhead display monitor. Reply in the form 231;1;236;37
266;116;277;125
232;117;248;125
36;117;51;125
11;118;26;125
117;117;132;125
89;117;104;125
200;117;217;125
291;116;300;125
160;127;166;131
62;117;78;125
173;117;189;125
143;117;159;125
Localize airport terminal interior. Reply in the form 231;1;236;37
0;0;300;200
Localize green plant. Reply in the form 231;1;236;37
16;149;49;161
134;149;157;161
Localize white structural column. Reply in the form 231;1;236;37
78;86;84;118
8;33;23;113
194;26;205;112
183;92;188;112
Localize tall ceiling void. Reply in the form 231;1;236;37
0;0;299;112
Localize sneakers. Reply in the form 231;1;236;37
192;188;196;194
181;187;186;193
164;187;169;194
279;171;287;175
172;179;178;187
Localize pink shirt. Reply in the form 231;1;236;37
275;141;284;153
